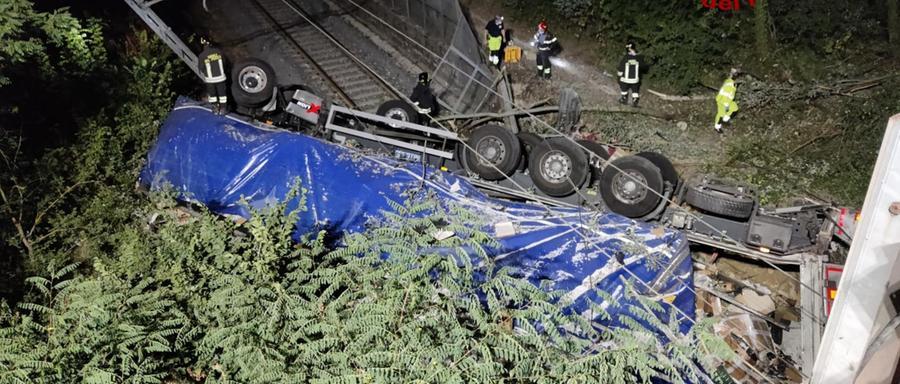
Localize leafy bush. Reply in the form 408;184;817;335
2;187;732;383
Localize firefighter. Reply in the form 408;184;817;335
485;15;505;69
410;72;437;124
198;36;228;115
531;21;557;79
714;68;740;133
617;42;644;107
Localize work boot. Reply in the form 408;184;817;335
536;70;543;78
211;104;220;115
619;95;627;104
219;104;229;115
632;98;640;107
715;124;723;134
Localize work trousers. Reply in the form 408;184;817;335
715;98;740;125
619;81;641;99
536;50;551;77
205;81;228;104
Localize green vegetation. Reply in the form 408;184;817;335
0;1;732;382
501;0;900;206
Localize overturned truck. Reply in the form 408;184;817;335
140;97;697;334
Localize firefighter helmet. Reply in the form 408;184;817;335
625;42;636;51
538;21;547;31
418;72;429;84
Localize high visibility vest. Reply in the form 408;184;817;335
488;35;502;51
621;59;640;84
718;79;736;102
199;48;226;84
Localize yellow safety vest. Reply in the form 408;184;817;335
488;35;502;51
718;79;736;102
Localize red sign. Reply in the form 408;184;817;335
702;0;756;11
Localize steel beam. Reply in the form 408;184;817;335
124;0;202;79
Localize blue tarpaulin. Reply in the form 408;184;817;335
140;98;695;332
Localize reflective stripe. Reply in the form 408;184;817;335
203;59;226;83
718;80;736;100
537;65;543;69
632;93;640;98
208;96;218;103
219;96;228;103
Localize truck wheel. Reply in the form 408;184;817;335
636;151;679;191
684;182;755;219
557;88;582;133
528;137;589;197
599;156;664;218
466;124;521;180
376;99;419;127
516;132;543;171
577;139;611;185
231;58;277;108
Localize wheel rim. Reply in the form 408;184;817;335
540;150;572;183
385;107;409;128
238;65;268;93
611;170;648;204
475;136;506;165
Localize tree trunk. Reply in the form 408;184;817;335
754;0;773;58
888;0;899;57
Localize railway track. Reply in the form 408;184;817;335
249;0;399;112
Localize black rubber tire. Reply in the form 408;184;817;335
517;132;543;153
376;99;419;126
231;58;277;108
684;183;755;219
465;124;521;180
556;88;582;133
636;151;679;191
599;156;664;218
516;132;543;171
528;137;589;197
577;139;611;185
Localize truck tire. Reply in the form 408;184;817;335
376;99;419;127
636;151;679;191
465;124;521;180
528;137;589;197
599;156;664;218
517;132;543;153
517;132;543;171
684;183;755;219
231;58;277;108
577;139;610;185
557;88;582;133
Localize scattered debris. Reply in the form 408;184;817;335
715;314;803;383
735;290;776;316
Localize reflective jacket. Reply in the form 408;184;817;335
617;53;644;84
717;78;737;103
533;30;557;52
198;46;227;84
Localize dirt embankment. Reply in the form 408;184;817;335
461;0;898;206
